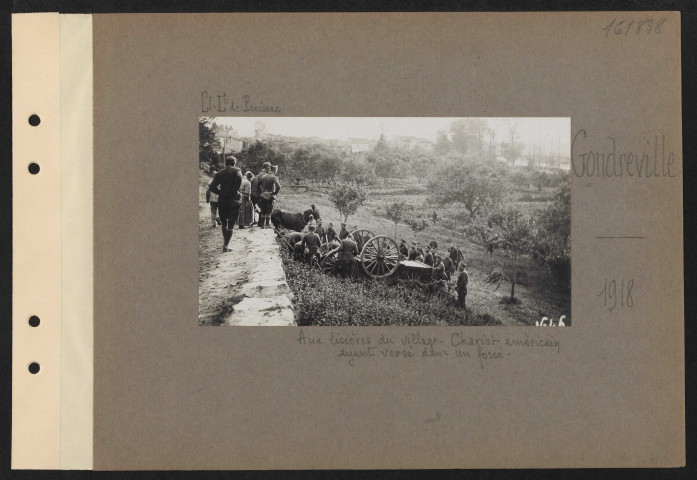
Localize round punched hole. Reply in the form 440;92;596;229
28;163;40;175
28;315;40;327
28;362;40;374
28;114;41;126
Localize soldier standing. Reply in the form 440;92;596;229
209;156;244;252
257;164;281;228
456;263;469;318
340;235;359;279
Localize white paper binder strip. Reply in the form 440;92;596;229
59;14;93;470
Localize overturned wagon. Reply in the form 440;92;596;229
319;229;432;279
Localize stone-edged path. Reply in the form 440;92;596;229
199;224;296;326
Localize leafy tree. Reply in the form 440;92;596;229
434;130;452;155
373;155;398;184
406;217;428;233
498;208;536;300
449;120;471;155
466;213;501;255
501;119;524;166
328;181;368;222
199;117;218;167
539;179;570;247
385;202;412;239
318;151;343;183
531;169;553;192
339;157;377;185
428;161;502;218
374;134;389;154
511;170;531;191
237;141;286;176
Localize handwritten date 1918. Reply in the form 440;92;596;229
603;18;666;37
598;278;634;312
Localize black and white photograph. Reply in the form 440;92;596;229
199;117;571;327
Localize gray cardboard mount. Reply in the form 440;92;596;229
92;12;684;469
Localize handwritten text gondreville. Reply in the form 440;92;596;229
201;92;282;113
571;129;678;179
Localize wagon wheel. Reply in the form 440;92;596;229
320;247;342;275
318;240;334;257
349;229;375;251
360;235;400;279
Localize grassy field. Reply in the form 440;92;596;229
276;183;570;327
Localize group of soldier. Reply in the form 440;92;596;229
284;219;362;278
285;224;470;310
399;239;470;310
205;157;281;253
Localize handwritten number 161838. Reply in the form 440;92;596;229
598;279;634;311
603;18;666;37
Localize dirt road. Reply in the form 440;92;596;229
198;173;295;326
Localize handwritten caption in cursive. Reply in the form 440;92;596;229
602;18;666;37
201;92;282;113
296;329;561;368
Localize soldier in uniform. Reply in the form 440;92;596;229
339;235;360;279
257;163;281;228
408;241;418;261
399;239;409;259
339;223;350;240
205;169;221;228
301;224;322;265
250;162;269;225
456;263;469;315
209;156;244;252
325;222;337;243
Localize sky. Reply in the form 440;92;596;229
210;117;571;154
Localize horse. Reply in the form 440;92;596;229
271;204;321;232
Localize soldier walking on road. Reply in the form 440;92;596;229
209;156;244;253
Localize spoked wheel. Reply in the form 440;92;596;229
360;235;400;279
348;229;375;252
310;253;322;271
318;241;334;257
320;247;342;275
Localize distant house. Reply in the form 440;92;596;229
330;140;352;154
214;136;246;155
393;136;434;151
350;138;371;153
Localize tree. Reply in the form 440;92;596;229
385;202;412;239
430;210;438;227
539;179;570;247
199;117;218;167
428;161;502;218
237;141;286;175
406;217;428;233
434;129;452;155
374;134;389;154
328;181;368;222
339;157;377;185
501;119;524;167
449;120;471;155
373;155;398;185
498;208;536;300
